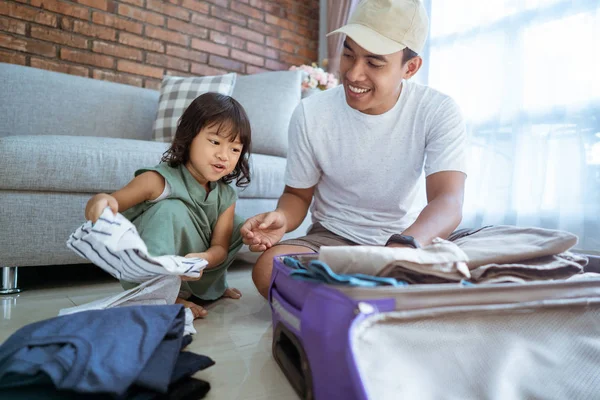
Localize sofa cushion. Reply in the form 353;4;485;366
152;73;237;143
232;71;302;158
0;63;159;141
0;135;285;199
234;153;286;199
1;135;168;193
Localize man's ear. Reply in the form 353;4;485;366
403;56;423;79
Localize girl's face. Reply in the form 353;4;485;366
185;121;243;188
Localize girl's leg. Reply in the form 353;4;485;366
185;214;244;300
121;199;211;317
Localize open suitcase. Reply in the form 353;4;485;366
269;253;600;400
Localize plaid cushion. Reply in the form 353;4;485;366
152;73;237;142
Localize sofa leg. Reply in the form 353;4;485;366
0;266;21;295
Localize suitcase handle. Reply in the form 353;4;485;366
273;322;314;400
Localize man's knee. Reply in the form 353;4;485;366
251;245;315;299
252;248;278;298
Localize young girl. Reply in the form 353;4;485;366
85;92;252;318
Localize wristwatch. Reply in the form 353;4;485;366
385;234;421;249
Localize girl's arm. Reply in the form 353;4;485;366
188;203;236;269
85;171;165;222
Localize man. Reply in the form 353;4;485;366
241;0;467;298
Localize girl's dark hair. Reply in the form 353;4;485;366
161;92;252;187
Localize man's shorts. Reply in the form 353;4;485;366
276;223;358;253
276;224;482;253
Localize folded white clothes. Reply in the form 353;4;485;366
59;275;197;336
318;238;471;283
67;208;207;283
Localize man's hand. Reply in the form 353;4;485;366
240;211;287;252
85;193;118;223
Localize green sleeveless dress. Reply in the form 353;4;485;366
121;163;243;300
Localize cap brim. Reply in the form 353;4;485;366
327;24;406;56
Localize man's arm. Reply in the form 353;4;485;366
400;170;466;246
277;185;315;233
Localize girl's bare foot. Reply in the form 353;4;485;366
176;297;208;319
223;288;242;299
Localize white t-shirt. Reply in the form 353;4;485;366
284;81;467;245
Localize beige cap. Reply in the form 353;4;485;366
327;0;429;55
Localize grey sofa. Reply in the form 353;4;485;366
0;62;311;293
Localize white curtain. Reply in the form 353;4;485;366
425;0;600;251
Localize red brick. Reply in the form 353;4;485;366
191;38;229;57
265;13;294;30
118;59;164;78
166;44;207;63
230;2;263;20
265;58;288;70
0;49;27;65
191;63;227;76
146;0;190;21
210;31;245;49
70;19;117;41
280;29;305;45
167;18;208;39
92;11;143;35
203;0;229;7
279;51;307;66
191;13;230;33
146;52;189;72
145;25;189;46
0;16;26;35
30;0;90;20
231;25;264;44
118;4;165;26
61;48;114;68
210;5;246;26
0;2;57;27
73;0;108;11
298;46;318;61
248;0;281;15
0;33;56;58
248;18;276;36
30;57;89;77
209;55;244;73
92;41;142;61
266;36;296;53
247;41;277;60
292;2;312;18
181;0;209;14
144;79;162;90
165;70;194;77
93;69;143;86
231;49;263;66
288;12;309;27
120;0;143;6
296;24;312;39
31;26;88;49
246;64;269;75
119;32;164;53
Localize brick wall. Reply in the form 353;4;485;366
0;0;319;89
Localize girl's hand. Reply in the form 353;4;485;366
181;269;203;282
85;193;118;223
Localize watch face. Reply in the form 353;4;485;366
387;234;419;248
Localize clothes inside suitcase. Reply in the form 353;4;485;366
270;253;600;400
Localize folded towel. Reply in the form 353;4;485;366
319;238;470;284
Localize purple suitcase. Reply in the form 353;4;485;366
269;253;600;400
